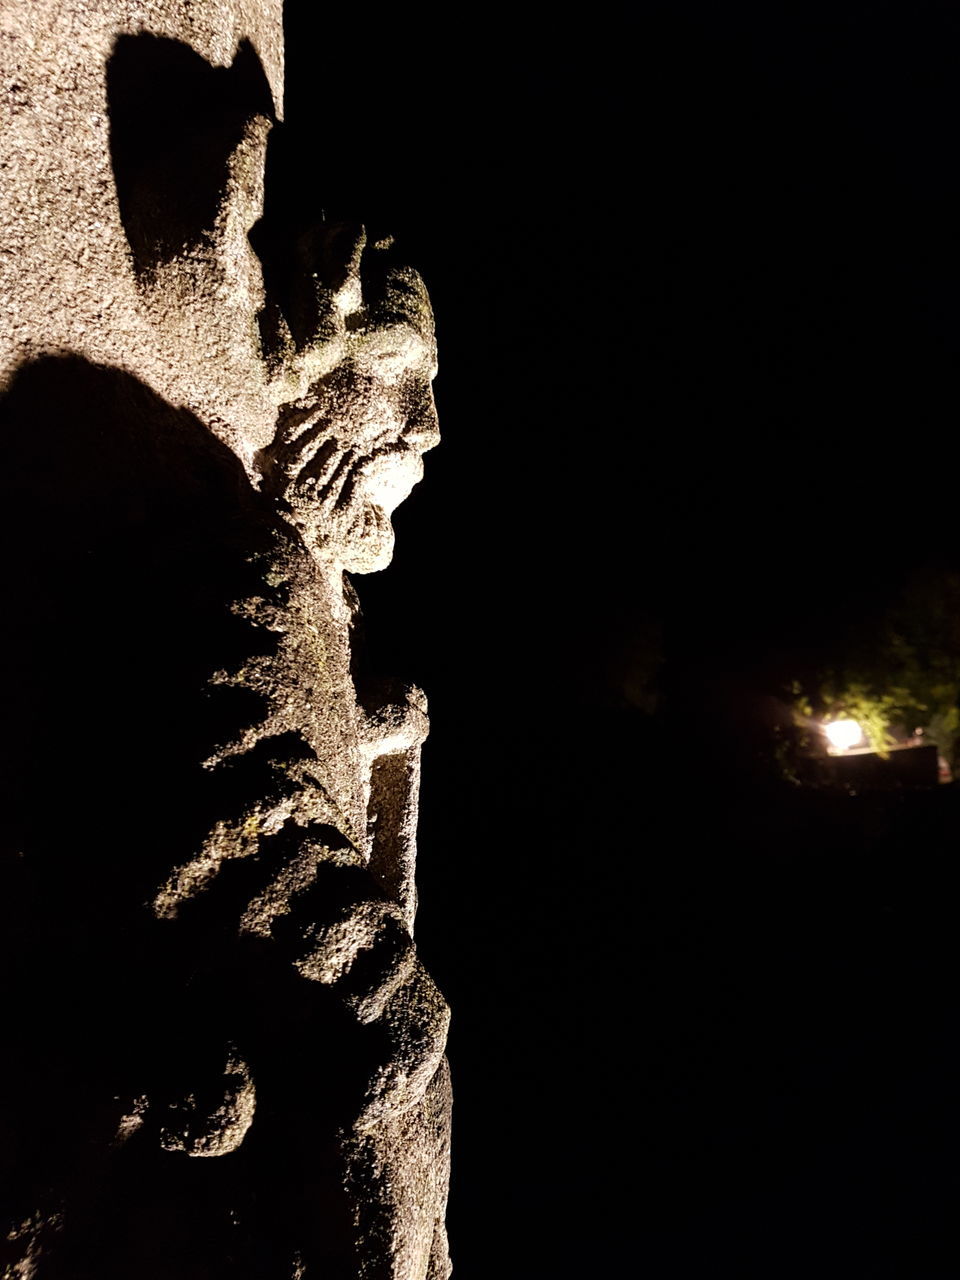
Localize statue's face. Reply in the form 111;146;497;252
99;34;440;559
324;357;439;575
259;240;440;574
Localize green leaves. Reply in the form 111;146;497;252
789;568;960;769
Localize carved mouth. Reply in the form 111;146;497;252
264;429;427;573
355;446;424;515
338;497;396;573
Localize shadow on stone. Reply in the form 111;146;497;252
107;34;274;274
0;356;366;1278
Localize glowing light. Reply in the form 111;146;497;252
824;719;863;752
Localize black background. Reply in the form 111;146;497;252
276;5;959;1276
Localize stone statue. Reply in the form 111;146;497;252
0;5;451;1278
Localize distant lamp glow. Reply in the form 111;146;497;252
824;718;863;752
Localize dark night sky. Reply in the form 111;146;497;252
277;6;958;1276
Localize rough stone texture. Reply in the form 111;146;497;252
0;4;451;1278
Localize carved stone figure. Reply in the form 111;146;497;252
0;5;450;1278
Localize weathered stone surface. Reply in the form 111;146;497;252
0;4;450;1277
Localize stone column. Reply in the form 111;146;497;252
0;5;451;1277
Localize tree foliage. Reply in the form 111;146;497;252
792;566;960;770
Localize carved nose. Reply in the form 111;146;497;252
403;391;440;453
